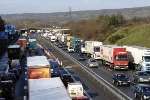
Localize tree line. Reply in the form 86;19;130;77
63;14;150;42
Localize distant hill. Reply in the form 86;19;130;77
1;6;150;27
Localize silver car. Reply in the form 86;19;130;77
87;58;99;68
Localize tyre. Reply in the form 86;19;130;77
141;96;144;100
116;82;120;86
113;80;115;84
134;93;137;99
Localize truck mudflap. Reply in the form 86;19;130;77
72;96;89;100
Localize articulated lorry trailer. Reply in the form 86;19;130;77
124;46;150;70
84;41;103;60
27;56;51;79
101;45;129;70
28;77;71;100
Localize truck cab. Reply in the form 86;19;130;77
92;46;101;60
113;51;128;70
138;50;150;71
139;61;150;71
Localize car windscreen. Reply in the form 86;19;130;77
138;72;148;76
144;56;150;62
49;61;59;69
0;64;7;72
117;74;128;80
63;75;74;82
143;86;150;93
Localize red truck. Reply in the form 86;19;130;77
100;45;128;70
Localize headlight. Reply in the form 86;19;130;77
144;95;149;99
90;64;93;66
139;78;143;81
118;81;122;83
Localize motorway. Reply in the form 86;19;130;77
37;36;122;100
37;35;136;100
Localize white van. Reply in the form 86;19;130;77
67;82;84;98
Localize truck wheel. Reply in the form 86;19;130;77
113;80;115;84
141;96;144;100
134;93;137;98
116;82;119;86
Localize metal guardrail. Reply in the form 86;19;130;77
48;40;132;100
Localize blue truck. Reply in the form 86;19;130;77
70;37;81;52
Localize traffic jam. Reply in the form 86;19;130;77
40;28;150;100
0;25;150;100
0;25;89;100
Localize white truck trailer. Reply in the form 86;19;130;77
84;41;103;60
124;46;150;70
28;77;71;100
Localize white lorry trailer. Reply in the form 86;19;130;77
84;41;103;60
124;46;150;70
28;77;71;100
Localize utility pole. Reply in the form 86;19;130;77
69;6;72;22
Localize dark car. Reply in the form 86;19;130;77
58;44;63;48
134;84;150;100
59;68;74;87
133;71;150;83
3;73;17;84
78;53;87;61
112;73;130;86
49;59;60;77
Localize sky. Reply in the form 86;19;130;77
1;0;150;14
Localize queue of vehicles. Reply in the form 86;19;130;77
26;32;89;99
26;54;88;99
41;29;150;100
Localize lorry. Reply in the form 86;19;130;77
70;37;81;53
124;46;150;70
101;45;128;70
84;41;103;60
58;33;70;45
17;38;27;55
66;35;74;52
80;42;86;54
8;45;21;60
66;35;73;47
28;77;71;100
28;39;37;50
17;38;27;48
27;56;51;79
